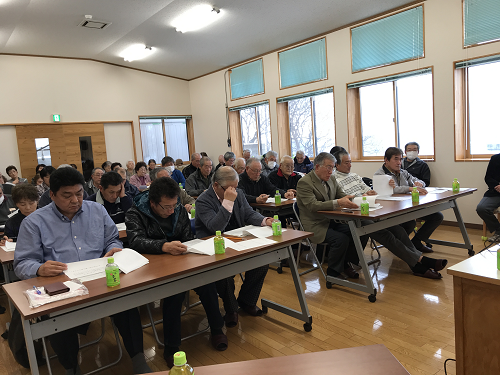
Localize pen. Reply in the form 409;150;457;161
33;286;41;295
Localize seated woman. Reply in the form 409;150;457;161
129;161;152;191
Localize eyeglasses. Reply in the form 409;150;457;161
320;164;335;172
157;202;180;211
249;167;262;174
281;164;294;169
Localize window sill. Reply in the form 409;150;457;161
455;158;491;162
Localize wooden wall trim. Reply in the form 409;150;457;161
228;110;243;157
276;102;291;158
346;88;362;160
186;118;196;157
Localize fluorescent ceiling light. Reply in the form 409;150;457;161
172;4;221;33
120;44;154;62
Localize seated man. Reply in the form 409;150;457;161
374;147;443;253
238;157;294;204
269;155;301;197
215;152;235;172
402;142;431;186
196;167;274;326
476;153;500;242
13;167;151;375
6;165;28;185
182;152;202;179
39;165;89;208
37;166;55;197
0;184;16;229
116;167;140;197
84;167;104;196
334;150;446;279
293;150;313;174
161;156;186;187
233;157;246;175
85;171;132;224
185;156;213;196
296;152;362;279
243;149;251;161
216;155;225;168
126;177;227;367
260;150;279;177
1;184;39;243
152;167;195;212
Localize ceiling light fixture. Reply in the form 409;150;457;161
172;5;221;33
120;44;154;62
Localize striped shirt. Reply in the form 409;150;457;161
334;171;371;196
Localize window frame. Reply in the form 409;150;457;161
346;66;436;162
229;58;266;101
462;0;500;49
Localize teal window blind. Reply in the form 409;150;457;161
230;59;264;100
351;6;424;72
464;0;500;47
279;39;327;89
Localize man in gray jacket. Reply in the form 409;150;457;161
374;147;443;253
195;167;274;327
185;156;213;197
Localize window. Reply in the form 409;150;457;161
228;101;271;158
277;89;335;157
230;59;265;100
455;55;500;158
139;117;192;162
35;138;51;166
464;0;500;47
347;68;434;159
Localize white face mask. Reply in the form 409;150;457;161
0;195;4;206
166;165;175;173
406;151;418;161
267;161;276;169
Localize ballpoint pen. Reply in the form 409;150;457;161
33;286;41;295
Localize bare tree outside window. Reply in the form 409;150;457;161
240;103;271;156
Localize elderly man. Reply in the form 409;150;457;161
185;156;213;196
374;147;443;253
242;149;251;161
269;155;301;197
294;150;313;174
84;167;104;196
116;167;140;197
182;153;202;179
125;160;135;181
402;142;431;186
161;156;186;187
334;150;446;279
14;167;151;375
126;177;227;367
260;151;278;177
238;157;294;204
196;167;274;326
152;167;195;212
233;157;246;175
215;152;236;172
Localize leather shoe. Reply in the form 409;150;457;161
211;333;228;351
343;266;360;279
419;245;434;253
413;269;442;279
163;353;174;368
240;304;263;316
326;268;346;279
224;312;238;328
433;259;448;272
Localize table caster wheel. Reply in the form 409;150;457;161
262;305;268;314
303;322;312;332
368;294;376;303
468;249;475;256
326;281;332;289
277;267;283;274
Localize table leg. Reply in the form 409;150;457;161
22;318;40;375
2;263;15;316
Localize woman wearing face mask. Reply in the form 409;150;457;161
160;156;186;188
260;150;279;178
130;161;152;191
402;142;431;187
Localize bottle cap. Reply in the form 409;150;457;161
274;215;278;220
276;190;279;194
192;203;195;207
454;178;457;181
216;230;221;236
173;351;187;366
363;196;367;200
107;257;114;264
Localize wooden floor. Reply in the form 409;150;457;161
0;225;485;375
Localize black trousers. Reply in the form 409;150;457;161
323;222;368;273
400;212;444;249
162;283;224;348
48;308;144;371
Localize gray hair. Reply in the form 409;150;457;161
116;167;126;176
246;157;261;167
212;166;239;186
314;152;336;167
200;156;212;167
265;150;278;159
58;164;73;169
242;149;251;155
91;167;105;175
191;152;201;161
234;157;246;167
151;167;169;181
224;151;235;161
335;150;349;164
280;155;293;164
296;150;305;156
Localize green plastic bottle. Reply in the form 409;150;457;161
272;215;282;236
411;186;419;204
105;257;120;287
214;230;225;254
452;178;460;193
169;351;194;375
360;196;369;215
179;183;183;190
275;190;281;204
190;203;195;219
497;251;500;271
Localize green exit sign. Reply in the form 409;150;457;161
53;114;61;122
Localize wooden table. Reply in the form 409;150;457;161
154;344;409;375
447;246;500;375
318;189;476;302
3;229;313;375
250;198;295;216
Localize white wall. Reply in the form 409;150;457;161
0;55;191;166
0;126;21;179
103;122;135;166
188;0;500;225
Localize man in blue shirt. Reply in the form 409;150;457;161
14;167;151;375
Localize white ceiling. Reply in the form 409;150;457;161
0;0;418;80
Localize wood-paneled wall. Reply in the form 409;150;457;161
16;123;107;182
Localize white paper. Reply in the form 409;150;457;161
113;248;149;274
265;197;295;203
228;238;277;251
2;241;16;251
376;196;411;201
64;280;85;292
352;195;378;207
350;205;383;212
245;226;287;238
224;225;257;237
184;238;236;256
372;175;394;197
116;222;126;231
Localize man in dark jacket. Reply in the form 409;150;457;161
185;156;213;196
125;177;227;367
269;155;301;196
477;153;500;242
195;167;274;327
294;150;313;174
402;142;431;186
0;184;17;229
116;167;140;197
182;153;201;179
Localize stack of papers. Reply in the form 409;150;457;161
1;241;16;252
265;197;295;203
224;225;286;238
352;195;379;207
183;237;277;255
376;196;411;201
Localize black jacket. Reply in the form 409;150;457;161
268;169;302;191
402;157;431;186
85;191;133;224
0;195;16;226
125;191;194;254
484;153;500;197
293;156;313;174
185;169;213;197
182;163;198;179
4;211;26;240
237;171;284;204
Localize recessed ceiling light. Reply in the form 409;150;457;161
172;4;222;33
120;44;155;62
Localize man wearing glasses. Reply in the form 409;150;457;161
268;155;301;197
125;177;228;367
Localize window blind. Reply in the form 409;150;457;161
278;38;327;88
456;54;500;69
351;6;424;72
140;116;192;119
228;100;268;112
347;68;431;89
464;0;500;47
230;59;264;100
277;88;333;103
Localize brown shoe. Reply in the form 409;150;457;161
224;312;238;328
413;269;442;279
240;305;263;316
433;259;448;272
343;267;360;279
211;333;228;351
419;245;434;253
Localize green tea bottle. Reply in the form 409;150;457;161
105;257;120;287
272;215;282;236
275;190;281;204
452;178;460;193
190;203;195;218
412;187;419;203
360;196;369;215
169;351;194;375
214;230;225;254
